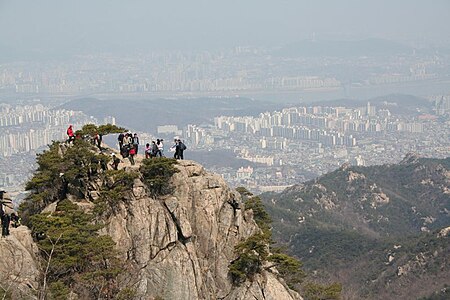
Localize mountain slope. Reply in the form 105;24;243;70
262;155;450;299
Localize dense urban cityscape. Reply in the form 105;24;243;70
1;41;450;199
0;91;449;198
1;41;449;97
183;98;450;192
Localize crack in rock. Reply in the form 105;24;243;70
163;201;191;244
150;241;177;260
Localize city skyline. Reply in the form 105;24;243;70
1;94;448;197
0;0;449;198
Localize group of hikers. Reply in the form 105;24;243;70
142;138;186;160
67;125;103;151
0;191;20;237
117;132;139;165
67;125;187;170
2;126;189;237
116;132;187;167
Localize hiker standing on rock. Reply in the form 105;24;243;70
123;133;132;146
67;125;75;144
97;133;103;150
118;132;124;150
129;146;136;165
145;143;151;159
172;139;179;159
133;133;140;153
111;154;121;170
177;139;186;160
151;141;158;158
93;132;102;151
0;191;14;237
156;139;164;157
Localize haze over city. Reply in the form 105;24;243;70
1;0;450;57
0;1;450;299
0;0;449;195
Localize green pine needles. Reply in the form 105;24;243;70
230;188;305;288
75;123;126;136
21;140;111;223
20;125;138;299
94;169;139;217
139;157;179;197
231;187;340;299
30;200;123;299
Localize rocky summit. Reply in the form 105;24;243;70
0;140;301;300
102;159;299;299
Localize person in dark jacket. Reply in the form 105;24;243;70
177;139;186;160
0;190;12;237
151;141;158;158
111;154;121;170
1;213;10;236
10;213;21;228
133;133;140;153
98;133;103;150
118;133;125;150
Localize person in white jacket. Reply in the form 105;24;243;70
157;139;164;157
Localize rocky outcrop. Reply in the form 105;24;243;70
438;226;450;238
5;142;300;300
103;160;301;300
0;226;40;299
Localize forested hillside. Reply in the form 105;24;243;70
262;155;450;299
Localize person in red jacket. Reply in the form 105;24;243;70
128;146;136;165
67;125;75;143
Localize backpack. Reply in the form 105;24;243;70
180;142;187;151
0;192;14;215
152;143;158;153
121;146;129;158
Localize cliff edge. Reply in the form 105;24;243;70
104;159;300;299
3;139;301;300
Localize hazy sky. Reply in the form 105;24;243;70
1;0;450;54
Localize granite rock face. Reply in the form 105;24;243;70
103;160;301;300
0;226;40;299
2;155;300;300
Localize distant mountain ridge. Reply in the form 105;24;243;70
262;155;450;299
